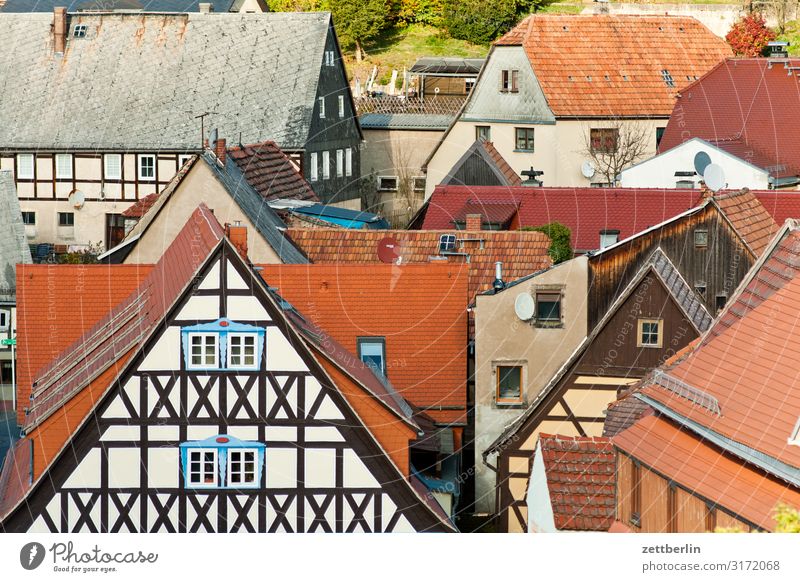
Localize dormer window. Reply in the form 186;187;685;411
500;69;519;93
181;319;265;371
180;435;265;490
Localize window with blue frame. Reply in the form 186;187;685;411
358;337;386;376
180;435;265;489
181;319;265;371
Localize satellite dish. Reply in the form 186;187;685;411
68;189;85;210
377;236;400;264
693;151;712;176
703;163;726;192
514;293;535;321
209;127;218;149
581;160;595;179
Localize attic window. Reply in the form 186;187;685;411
439;234;456;253
661;69;675;87
562;25;568;31
73;24;87;38
694;282;707;299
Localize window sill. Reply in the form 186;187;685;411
637;344;662;349
513;149;535;153
494;400;526;409
534;321;563;329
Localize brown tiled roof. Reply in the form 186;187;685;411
285;228;552;303
481;141;522;186
713;189;778;257
538;434;616;531
452;200;520;227
228;141;318;202
121;193;160;218
614;415;800;531
495;15;731;117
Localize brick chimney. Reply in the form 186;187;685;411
215;138;227;166
465;213;483;231
53;7;67;54
225;222;248;259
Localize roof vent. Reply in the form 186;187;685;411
521;167;544;187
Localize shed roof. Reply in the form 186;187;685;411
228;141;318;203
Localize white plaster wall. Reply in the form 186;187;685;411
527;440;557;533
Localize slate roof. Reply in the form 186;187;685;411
228;142;319;203
712;189;778;257
0;0;249;12
0;171;31;303
122;193;160;219
258;264;469;425
614;415;800;531
284;227;552;303
0;12;330;150
659;58;800;181
441;140;522;188
409;57;485;75
358;113;453;130
495;15;731;118
602;393;652;437
537;434;615;532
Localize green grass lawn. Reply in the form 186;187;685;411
778;20;800;55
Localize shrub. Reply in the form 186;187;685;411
726;13;776;57
523;222;572;264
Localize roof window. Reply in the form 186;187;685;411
661;69;675;87
439;234;456;253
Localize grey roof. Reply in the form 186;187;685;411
358;113;453;130
0;0;242;12
410;57;485;76
0;12;329;150
0;172;32;303
649;249;713;333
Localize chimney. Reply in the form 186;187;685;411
225;222;248;259
465;213;482;231
493;261;505;293
215;138;227;166
198;2;213;12
53;7;67;54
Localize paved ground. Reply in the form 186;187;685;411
0;407;18;471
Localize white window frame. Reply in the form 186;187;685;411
322;151;330;179
637;318;663;348
599;231;619;249
227;333;258;370
187;332;218;369
318;97;326;119
336;149;344;178
55;154;73;179
378;176;398;191
103;154;122;181
325;50;335;66
338;95;345;118
310;152;318;182
345;147;352;177
227;449;259;487
178;154;193;168
138;154;156;181
16;154;34;180
187;449;218;488
412;176;426;192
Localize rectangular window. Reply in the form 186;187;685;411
638;318;662;348
656;126;666;147
439;233;456;253
338;95;345;118
55;154;73;179
694;282;707;300
476;125;491;141
188;333;218;369
536;291;561;325
465;78;476;94
310;152;318;182
318;96;326;119
58;212;74;227
500;69;519;92
590;128;619;153
515;128;535;151
106;213;125;250
358;338;386;376
228;449;258;486
324;50;335;66
16;154;34;179
336;149;344;178
694;228;708;249
0;311;8;331
322;151;330;179
188;449;218;487
667;484;677;533
599;230;619;249
496;365;522;403
715;294;727;313
22;211;35;225
138;154;155;180
661;69;675;87
345;147;352;177
228;334;257;369
104;154;122;180
378;176;398;191
178;154;193;168
412;176;426;192
676;180;695;189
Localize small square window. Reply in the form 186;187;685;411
338;95;345;118
515;128;535;151
73;24;87;38
638;318;662;348
58;212;74;227
104;154;122;180
187;449;218;487
16;154;34;179
535;292;561;326
318;97;326;119
358;338;386;376
590;128;618;154
694;282;707;299
599;230;619;249
228;333;257;369
496;366;522;403
138;155;155;181
378;176;398;191
188;333;218;369
55;154;73;179
476;126;491;141
412;176;426;192
439;233;456;253
694;229;708;249
22;211;35;225
465;78;476;94
322;151;330;180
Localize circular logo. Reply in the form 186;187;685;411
19;542;46;571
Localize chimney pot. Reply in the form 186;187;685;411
465;213;482;231
53;7;67;54
215;138;227;166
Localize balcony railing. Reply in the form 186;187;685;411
354;95;467;116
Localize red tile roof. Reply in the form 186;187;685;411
258;264;468;425
712;189;778;257
15;263;153;425
495;15;731;117
537;434;616;531
482;141;522;186
753;192;800;227
122;193;160;218
614;415;800;531
659;59;800;180
452;200;520;227
285;227;552;303
228;141;318;202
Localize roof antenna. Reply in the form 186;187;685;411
193;111;217;148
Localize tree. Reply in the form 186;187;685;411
523;223;572;264
581;121;651;186
329;0;389;61
441;0;517;44
726;12;776;56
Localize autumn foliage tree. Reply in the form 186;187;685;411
726;13;776;56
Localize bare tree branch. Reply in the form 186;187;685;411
581;120;651;186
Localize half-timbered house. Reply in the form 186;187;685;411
0;205;454;533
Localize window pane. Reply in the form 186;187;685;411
17;154;34;179
497;367;521;400
56;154;72;179
537;293;561;321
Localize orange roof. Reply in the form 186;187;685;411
285;228;552;304
15;264;153;425
614;415;800;531
495;15;731;117
259;264;468;425
713;189;778;257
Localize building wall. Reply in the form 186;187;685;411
121;161;281;265
526;439;557;533
0;152;189;248
473;256;588;514
620;139;771;190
